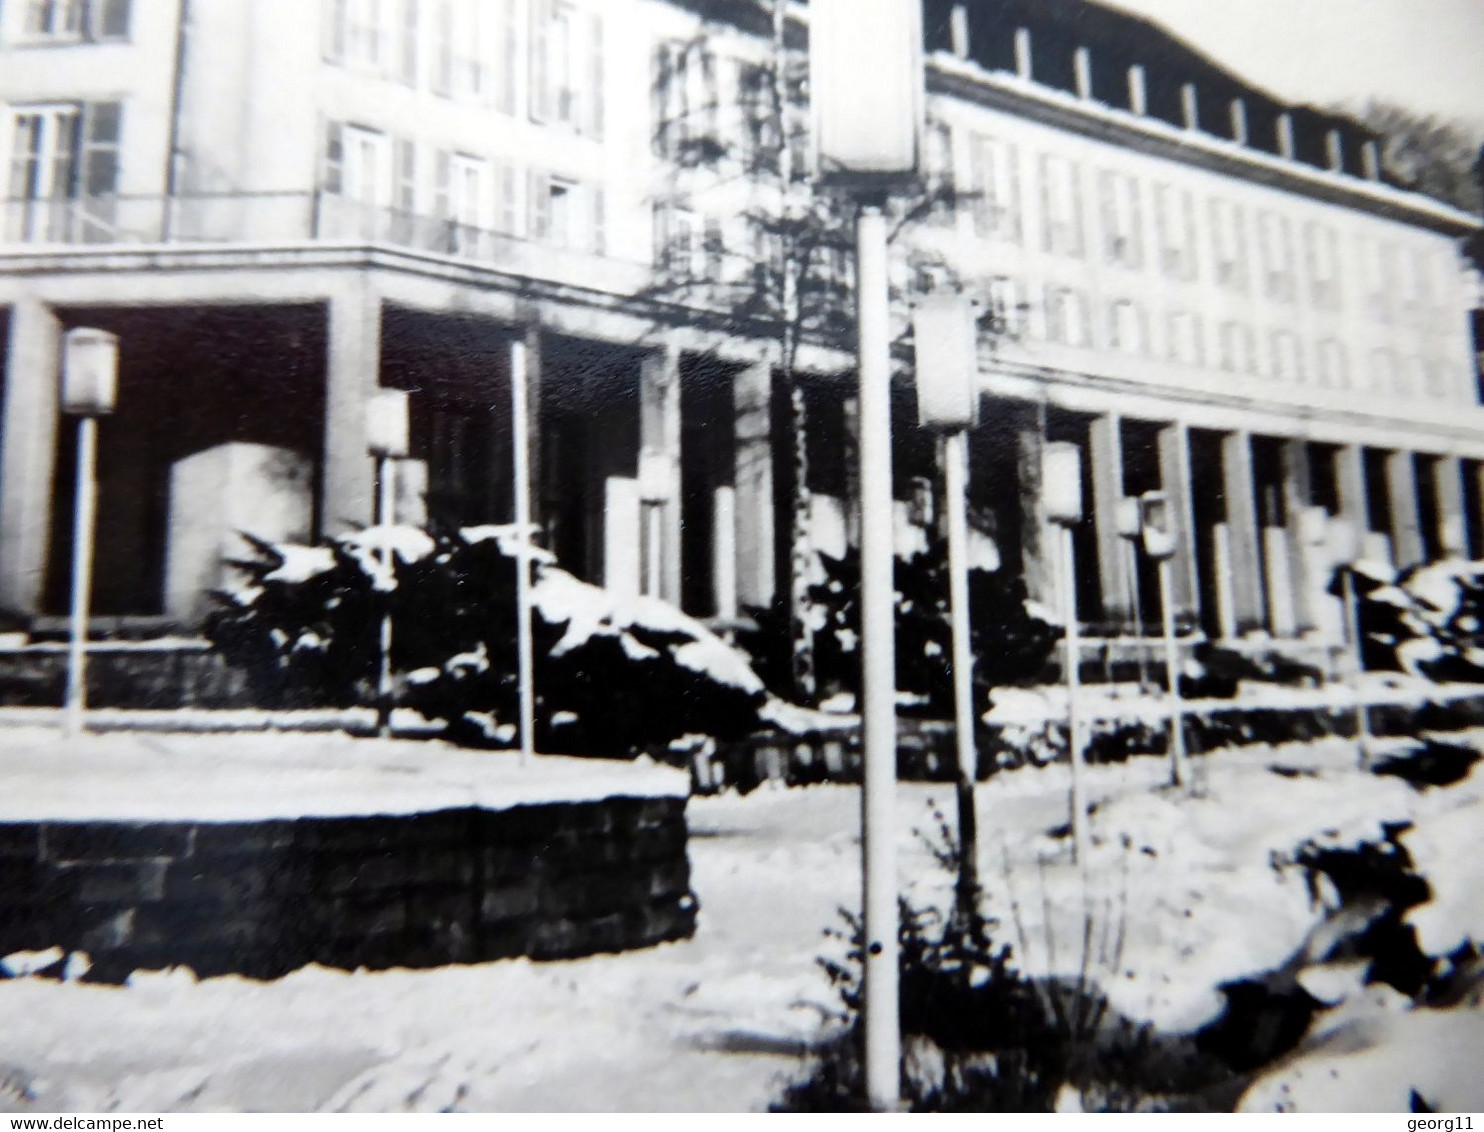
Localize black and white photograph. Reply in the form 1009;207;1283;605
0;0;1482;1114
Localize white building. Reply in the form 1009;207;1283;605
0;0;1480;668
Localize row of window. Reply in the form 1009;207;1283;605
2;0;129;44
323;0;604;140
942;132;1449;318
322;121;605;253
1022;282;1460;398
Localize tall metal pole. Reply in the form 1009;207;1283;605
942;429;980;933
1127;540;1146;685
1060;524;1089;865
376;454;395;738
63;416;99;739
1159;557;1188;787
856;199;899;1112
510;337;536;768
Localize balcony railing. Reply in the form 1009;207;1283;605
0;192;649;294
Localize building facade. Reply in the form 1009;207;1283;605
1;0;1481;659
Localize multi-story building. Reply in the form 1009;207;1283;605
0;0;1480;665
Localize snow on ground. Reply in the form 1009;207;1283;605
0;727;1480;1111
0;728;686;822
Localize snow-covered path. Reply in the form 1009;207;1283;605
1;733;1480;1111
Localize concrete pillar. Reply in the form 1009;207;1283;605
1073;46;1092;100
1229;99;1249;145
1157;422;1200;623
1013;27;1032;80
1277;114;1296;159
0;299;63;617
1335;444;1369;535
321;284;383;536
948;3;969;58
640;344;683;605
1221;431;1266;633
1180;83;1199;130
1434;455;1468;559
1280;439;1317;634
1016;411;1054;613
1087;414;1129;622
1386;451;1424;569
1127;65;1147;115
733;360;775;609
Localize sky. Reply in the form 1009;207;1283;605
1093;0;1484;131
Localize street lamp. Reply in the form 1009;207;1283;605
811;0;924;1110
913;294;980;936
1115;496;1146;686
1139;491;1189;788
366;389;409;738
60;327;119;738
1044;441;1089;865
1327;516;1370;763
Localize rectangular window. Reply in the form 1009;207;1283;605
5;101;118;243
393;137;416;213
737;62;777;174
1270;329;1304;382
1155;184;1197;281
1305;222;1341;310
1370;347;1400;394
1316;339;1348;388
398;0;419;85
495;161;517;235
1258;211;1295;302
1218;320;1256;374
1108;299;1145;353
986;275;1024;335
591;185;606;256
1360;237;1396;324
1210;198;1247;291
346;0;383;67
1040;154;1083;257
653;39;718;159
1045;286;1089;346
967;134;1019;243
12;0;128;41
327;123;391;207
1167;310;1204;366
923;119;954;226
1100;170;1142;269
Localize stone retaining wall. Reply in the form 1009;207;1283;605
0;796;695;983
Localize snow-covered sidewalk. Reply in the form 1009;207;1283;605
0;730;1480;1111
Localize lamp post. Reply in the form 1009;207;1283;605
1139;491;1188;788
366;389;409;738
811;0;924;1110
1116;496;1146;687
510;336;536;768
1327;517;1369;763
59;328;119;739
1044;441;1089;865
913;294;981;937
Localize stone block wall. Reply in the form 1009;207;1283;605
0;796;695;983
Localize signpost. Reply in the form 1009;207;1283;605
60;328;119;739
811;0;924;1109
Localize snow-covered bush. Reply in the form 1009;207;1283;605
741;541;1059;715
1340;558;1484;681
207;526;767;757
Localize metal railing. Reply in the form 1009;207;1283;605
0;192;650;293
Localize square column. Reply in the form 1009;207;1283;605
1221;431;1266;634
1157;422;1199;622
733;360;775;609
1279;439;1318;634
1433;455;1468;559
0;299;63;617
321;284;383;536
1334;445;1369;536
1386;451;1424;569
640;344;683;606
1088;413;1130;622
1016;410;1055;613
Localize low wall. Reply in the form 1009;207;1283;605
0;644;253;710
0;796;695;984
